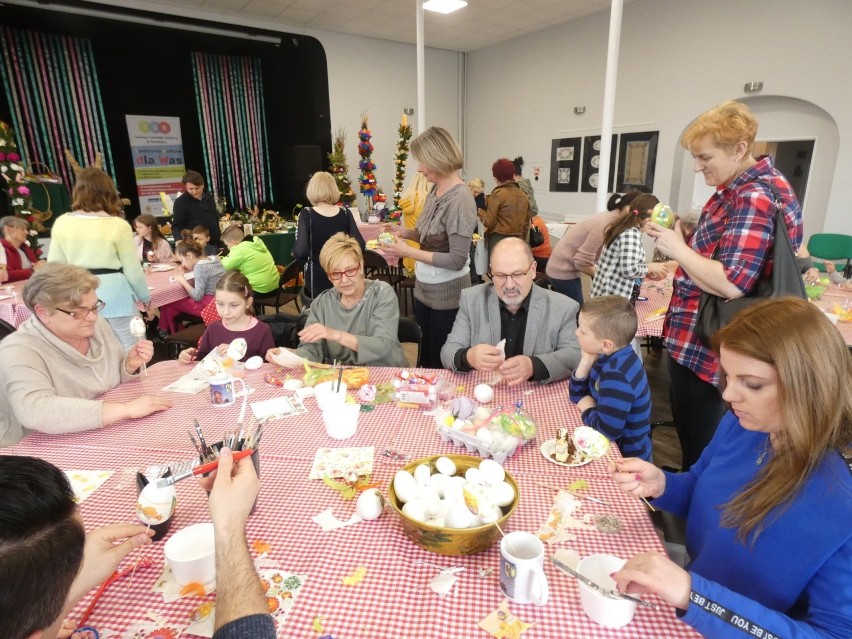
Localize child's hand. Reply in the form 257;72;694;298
804;267;820;283
576;395;596;413
825;261;836;274
178;347;197;363
647;262;669;279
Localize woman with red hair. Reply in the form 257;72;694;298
481;158;531;259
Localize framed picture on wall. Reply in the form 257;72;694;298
549;137;581;192
616;131;659;192
581;135;618;193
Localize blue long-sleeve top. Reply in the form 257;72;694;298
568;344;652;460
655;412;852;638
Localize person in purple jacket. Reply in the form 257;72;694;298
178;270;274;363
609;298;852;639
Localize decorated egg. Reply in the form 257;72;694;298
650;203;675;229
202;357;224;377
377;231;397;246
136;482;176;526
356;488;385;521
129;316;147;338
474;383;494;404
462;481;497;517
226;338;248;361
393;470;418;504
245;355;263;370
573;426;610;458
435;456;457;476
358;384;377;402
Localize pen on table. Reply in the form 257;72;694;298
156;449;256;487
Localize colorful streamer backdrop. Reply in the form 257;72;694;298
192;52;272;209
0;28;114;187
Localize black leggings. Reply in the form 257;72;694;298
413;300;459;369
667;354;727;470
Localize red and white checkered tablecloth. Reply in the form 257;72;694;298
635;277;673;338
5;362;701;639
0;279;29;327
143;269;190;309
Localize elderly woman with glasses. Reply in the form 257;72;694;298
267;232;407;367
0;263;172;447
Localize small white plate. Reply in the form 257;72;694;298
540;439;593;468
150;264;175;272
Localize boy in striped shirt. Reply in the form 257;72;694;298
569;295;652;461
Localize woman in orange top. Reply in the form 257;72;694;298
530;215;551;270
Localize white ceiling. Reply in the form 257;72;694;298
96;0;633;52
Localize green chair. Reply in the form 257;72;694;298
807;233;852;277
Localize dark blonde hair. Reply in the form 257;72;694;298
23;262;99;312
410;126;464;175
71;167;122;217
580;296;638;348
215;270;254;315
713;297;852;543
319;232;363;274
602;193;659;247
135;214;169;249
681;100;758;155
306;171;341;206
175;239;204;258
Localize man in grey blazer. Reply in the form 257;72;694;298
441;238;581;385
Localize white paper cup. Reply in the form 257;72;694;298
322;402;360;439
576;554;636;628
164;522;216;587
314;381;348;412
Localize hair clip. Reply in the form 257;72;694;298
632;209;640;216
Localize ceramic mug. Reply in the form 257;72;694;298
499;531;549;605
209;375;245;407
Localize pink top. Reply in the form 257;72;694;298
546;210;618;280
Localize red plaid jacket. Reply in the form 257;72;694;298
663;156;803;385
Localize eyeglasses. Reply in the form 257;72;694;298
489;261;534;283
55;299;106;320
327;264;361;281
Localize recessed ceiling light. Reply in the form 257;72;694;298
423;0;468;15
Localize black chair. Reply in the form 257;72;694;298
164;323;206;360
363;250;405;291
397;317;422;367
253;259;304;314
0;318;15;341
399;275;415;316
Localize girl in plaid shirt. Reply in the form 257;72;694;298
590;193;669;300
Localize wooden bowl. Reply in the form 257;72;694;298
387;454;519;556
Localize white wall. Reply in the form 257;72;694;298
465;0;852;234
309;31;462;208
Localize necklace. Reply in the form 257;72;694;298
756;439;772;466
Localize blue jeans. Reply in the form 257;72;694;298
549;277;584;306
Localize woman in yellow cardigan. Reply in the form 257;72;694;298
398;173;431;274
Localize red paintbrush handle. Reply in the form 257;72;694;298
192;448;255;476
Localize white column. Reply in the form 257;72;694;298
416;0;426;134
597;0;623;212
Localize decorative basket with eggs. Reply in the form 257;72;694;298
388;454;519;556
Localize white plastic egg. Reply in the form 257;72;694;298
356;488;385;521
479;459;505;485
427;473;449;497
393;470;418;504
426;515;445;528
476;505;502;525
445;503;476;529
475;427;493;446
490;481;516;508
474;383;494;404
435;456;457;476
402;499;428;523
245;355;263;370
444;476;466;504
283;379;304;391
413;463;432;486
465;467;483;483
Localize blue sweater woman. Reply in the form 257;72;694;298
656;412;852;638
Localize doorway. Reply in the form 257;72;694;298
753;139;814;205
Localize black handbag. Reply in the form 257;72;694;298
695;180;806;347
529;223;545;248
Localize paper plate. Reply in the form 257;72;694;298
540;439;592;468
150;264;175;272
